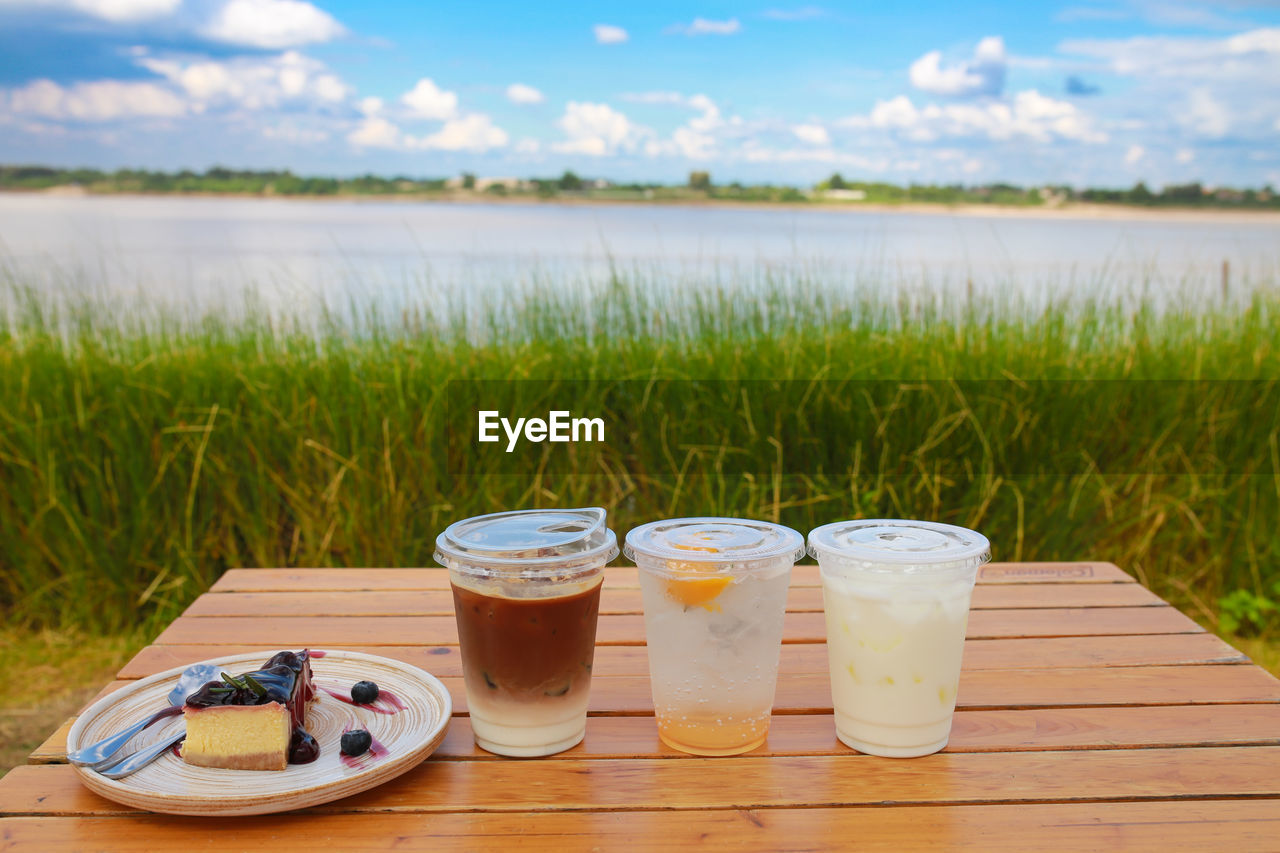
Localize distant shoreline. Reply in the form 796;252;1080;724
8;186;1280;226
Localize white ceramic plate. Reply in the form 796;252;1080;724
68;649;452;816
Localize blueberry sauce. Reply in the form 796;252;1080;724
339;722;389;768
184;649;320;764
148;705;183;725
320;686;406;715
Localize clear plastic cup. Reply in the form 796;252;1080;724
625;517;804;756
808;519;991;757
434;507;618;757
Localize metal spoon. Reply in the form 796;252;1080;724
67;663;221;769
96;729;189;779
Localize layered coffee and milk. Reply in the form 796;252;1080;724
451;576;601;755
435;508;617;757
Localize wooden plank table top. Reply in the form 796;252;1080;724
4;561;1280;851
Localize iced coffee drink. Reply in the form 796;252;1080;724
625;517;804;756
435;507;617;757
808;519;990;757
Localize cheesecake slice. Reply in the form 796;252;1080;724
183;650;318;770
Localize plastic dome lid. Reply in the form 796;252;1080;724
434;507;618;577
807;519;990;573
624;517;805;573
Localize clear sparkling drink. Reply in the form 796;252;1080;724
626;518;803;756
808;520;990;757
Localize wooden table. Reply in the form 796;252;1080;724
4;561;1280;850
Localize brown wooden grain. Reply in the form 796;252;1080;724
181;582;1164;618
205;561;1133;593
114;632;1249;681
38;703;1280;767
976;563;1132;583
429;704;1280;756
81;664;1280;719
6;747;1280;817
23;558;1280;849
26;719;75;765
152;606;1199;647
2;801;1277;852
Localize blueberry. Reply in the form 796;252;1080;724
351;680;379;704
341;729;373;756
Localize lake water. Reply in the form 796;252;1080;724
2;193;1278;321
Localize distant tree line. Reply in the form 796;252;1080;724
811;173;1279;209
1075;180;1276;208
2;165;1276;210
0;165;448;196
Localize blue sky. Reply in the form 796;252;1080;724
1;1;1278;187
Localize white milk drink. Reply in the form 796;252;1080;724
808;520;990;757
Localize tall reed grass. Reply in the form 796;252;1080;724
0;277;1276;635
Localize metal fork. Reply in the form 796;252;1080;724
68;663;219;772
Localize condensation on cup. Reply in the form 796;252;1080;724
808;519;991;757
625;517;805;756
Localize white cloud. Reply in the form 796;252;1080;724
843;90;1106;144
415;113;508;152
2;0;183;21
1060;27;1280;79
647;126;716;159
346;112;508;152
139;51;350;110
506;83;545;105
347;116;401;149
739;143;886;169
640;93;737;160
401;78;458;121
909;36;1006;97
1010;89;1106;142
1186;87;1229;137
669;17;741;36
1176;148;1195;164
514;137;540;154
4;77;186;120
554;101;642;156
792;123;830;146
1125;144;1145;165
1058;27;1279;146
347;78;506;152
261;122;328;144
203;0;344;49
687;94;718;114
622;91;719;114
669;126;717;158
962;158;982;174
1228;28;1280;55
594;24;628;44
858;95;930;136
312;73;346;102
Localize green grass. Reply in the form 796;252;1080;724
0;627;148;777
0;276;1278;646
